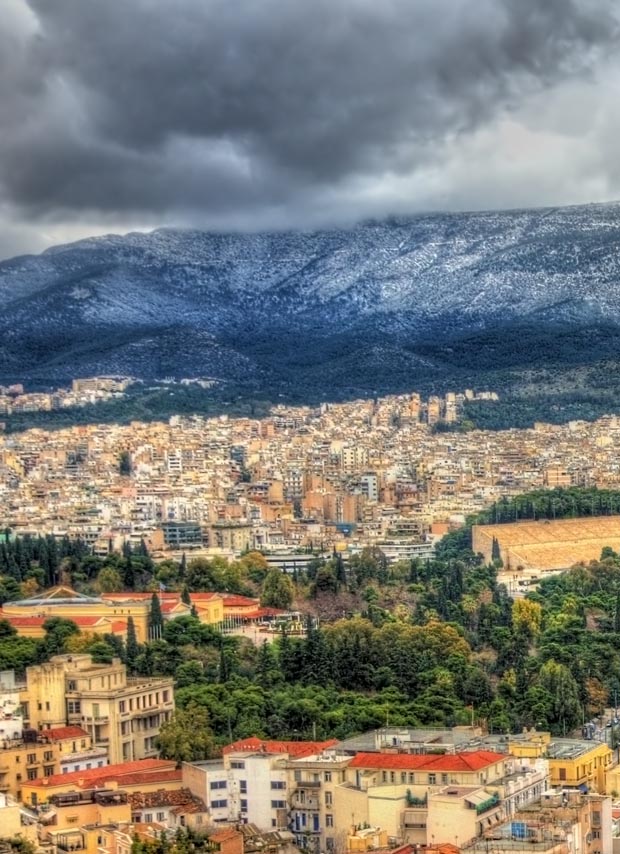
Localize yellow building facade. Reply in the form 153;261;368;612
1;587;150;642
0;726;98;801
21;654;174;765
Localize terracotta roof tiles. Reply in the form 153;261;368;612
348;750;506;772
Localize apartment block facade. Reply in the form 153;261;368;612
21;654;174;764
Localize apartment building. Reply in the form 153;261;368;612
21;758;180;807
0;725;100;801
22;654;174;764
181;735;552;853
183;738;337;833
461;790;611;854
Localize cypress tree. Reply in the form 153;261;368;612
148;593;164;640
126;616;139;671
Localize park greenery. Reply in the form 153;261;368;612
4;488;620;760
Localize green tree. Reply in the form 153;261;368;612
119;450;132;476
260;569;294;609
126;616;139;671
156;703;216;763
96;566;123;593
149;593;164;640
41;617;80;656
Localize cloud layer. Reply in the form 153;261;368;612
1;0;619;258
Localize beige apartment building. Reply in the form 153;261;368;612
21;654;174;764
0;725;100;802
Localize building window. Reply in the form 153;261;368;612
67;701;81;714
230;760;245;769
210;800;227;809
44;751;53;761
271;781;286;789
559;768;566;781
428;774;436;785
240;800;248;811
44;766;55;777
210;780;226;790
119;701;126;713
240;781;247;794
326;815;334;828
324;771;332;782
157;812;165;822
144;814;153;823
442;774;448;784
27;769;38;781
325;792;332;806
271;800;286;809
27;754;37;765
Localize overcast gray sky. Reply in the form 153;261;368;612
1;0;619;260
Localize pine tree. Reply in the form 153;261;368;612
181;584;191;606
179;552;187;579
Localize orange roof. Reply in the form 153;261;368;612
221;595;259;607
210;829;242;843
348;750;506;772
161;601;190;614
27;758;176;788
189;593;222;601
242;608;285;619
88;768;183;788
223;737;338;758
46;726;89;742
103;592;180;601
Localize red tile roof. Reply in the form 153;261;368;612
45;726;90;742
221;595;259;607
348;750;506;772
210;829;242;843
242;608;285;619
91;769;182;788
27;758;176;788
223;737;338;758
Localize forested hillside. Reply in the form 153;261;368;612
2;489;620;758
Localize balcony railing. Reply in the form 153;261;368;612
476;794;501;815
291;797;319;810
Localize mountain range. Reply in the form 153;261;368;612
2;202;620;402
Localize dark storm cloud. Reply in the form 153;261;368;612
0;0;618;240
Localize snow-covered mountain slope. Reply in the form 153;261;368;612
2;202;620;388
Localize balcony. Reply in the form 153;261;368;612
291;796;320;810
56;834;86;852
475;794;501;815
83;715;109;724
294;781;321;790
